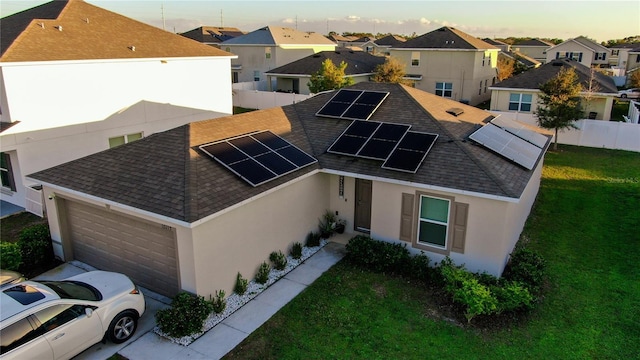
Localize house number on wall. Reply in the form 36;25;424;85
339;176;344;198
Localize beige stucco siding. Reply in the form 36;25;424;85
190;173;330;297
273;74;372;95
512;45;549;61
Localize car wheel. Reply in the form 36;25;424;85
108;310;138;343
621;94;627;98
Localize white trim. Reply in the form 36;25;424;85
416;194;451;250
390;48;488;52
489;87;616;97
0;55;237;67
320;169;521;203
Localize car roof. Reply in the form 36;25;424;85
1;281;60;322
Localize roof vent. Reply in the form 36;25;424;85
312;54;321;58
38;23;45;29
55;25;63;31
552;61;563;66
446;108;464;116
128;45;136;51
84;18;89;24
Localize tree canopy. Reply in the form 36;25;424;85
534;67;583;150
371;57;409;84
307;59;354;94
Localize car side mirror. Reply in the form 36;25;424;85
85;308;94;318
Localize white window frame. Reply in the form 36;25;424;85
417;194;451;250
109;132;143;148
508;93;533;112
411;52;420;67
265;47;271;59
253;70;260;81
435;82;452;98
0;152;16;191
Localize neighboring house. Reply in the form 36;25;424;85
30;82;549;299
221;26;336;84
327;34;359;48
511;38;554;62
265;50;386;94
390;26;499;105
545;36;611;68
368;35;407;56
621;46;640;73
179;26;245;48
0;0;235;212
346;36;376;52
499;51;541;70
489;58;618;120
483;38;510;53
607;43;640;71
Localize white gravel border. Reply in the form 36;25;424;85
154;239;328;346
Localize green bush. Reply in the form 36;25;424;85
345;235;410;274
269;251;288;270
0;242;22;271
492;281;534;313
454;278;498;323
318;210;336;238
290;242;303;260
406;252;433;282
17;224;53;273
156;292;213;338
503;248;546;290
211;290;226;314
255;261;271;284
305;231;321;247
234;272;248;295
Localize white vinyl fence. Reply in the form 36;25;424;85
232;82;313;110
490;111;640;152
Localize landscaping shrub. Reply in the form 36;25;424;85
345;235;410;274
269;251;287;270
0;242;22;271
290;242;303;260
503;247;546;290
211;290;226;314
156;292;213;338
406;251;433;282
255;261;271;284
234;272;248;295
305;231;321;247
318;210;337;238
17;224;54;273
491;281;534;313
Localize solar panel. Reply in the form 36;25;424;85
316;89;389;120
327;121;411;160
468;123;542;170
199;131;317;187
382;132;438;173
490;117;548;149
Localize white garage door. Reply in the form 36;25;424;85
64;200;179;297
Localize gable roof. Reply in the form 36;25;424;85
179;26;245;44
547;36;610;53
483;38;508;46
491;58;617;93
375;35;406;47
221;26;335;46
513;39;554;47
0;0;232;62
30;83;545;223
265;50;385;76
500;51;541;68
395;26;497;50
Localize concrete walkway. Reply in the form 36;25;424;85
118;241;346;360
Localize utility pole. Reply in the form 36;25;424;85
220;9;223;27
161;4;166;31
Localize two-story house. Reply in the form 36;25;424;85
179;26;245;48
0;0;236;213
545;36;611;68
511;39;554;62
221;26;336;85
390;26;499;105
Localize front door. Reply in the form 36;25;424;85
354;179;372;232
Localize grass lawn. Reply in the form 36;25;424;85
0;212;48;243
224;145;640;359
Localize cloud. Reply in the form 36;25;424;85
345;15;361;22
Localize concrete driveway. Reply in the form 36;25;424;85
33;261;170;360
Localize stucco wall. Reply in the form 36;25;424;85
545;42;599;67
511;45;549;61
190;173;330;297
389;50;497;105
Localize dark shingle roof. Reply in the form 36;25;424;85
395;26;497;50
30;83;544;223
491;58;618;93
266;50;385;76
375;35;406;47
179;26;245;44
513;39;554;47
1;0;232;61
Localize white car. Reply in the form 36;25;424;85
618;88;640;99
0;271;145;360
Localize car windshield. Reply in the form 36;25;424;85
39;281;102;301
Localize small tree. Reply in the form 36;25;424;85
534;67;583;150
307;59;354;93
371;57;408;84
497;56;515;81
628;70;640;88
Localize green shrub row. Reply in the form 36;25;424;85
345;235;434;281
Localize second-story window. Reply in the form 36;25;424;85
265;47;271;59
435;82;452;98
411;52;420;66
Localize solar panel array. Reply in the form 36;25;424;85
316;89;389;120
490;117;548;148
200;131;317;187
468;122;545;170
328;120;438;174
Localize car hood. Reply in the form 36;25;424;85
66;271;134;300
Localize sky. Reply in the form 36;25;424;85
2;0;639;43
